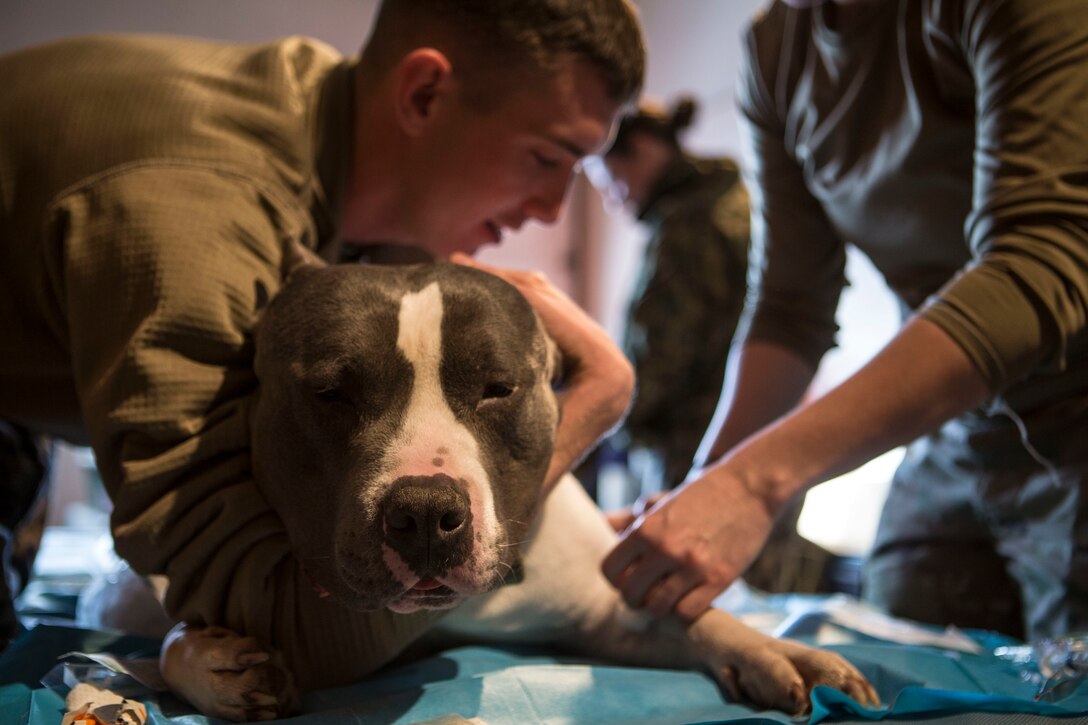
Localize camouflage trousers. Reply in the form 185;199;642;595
864;409;1088;641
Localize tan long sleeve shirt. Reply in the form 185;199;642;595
0;34;440;688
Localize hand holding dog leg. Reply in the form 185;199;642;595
604;319;992;622
450;254;634;494
603;470;778;621
460;474;879;717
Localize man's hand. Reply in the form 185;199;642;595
450;254;634;494
602;317;994;624
604;491;666;532
602;469;777;622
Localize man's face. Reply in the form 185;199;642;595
410;58;621;258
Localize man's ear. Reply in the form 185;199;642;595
393;48;455;135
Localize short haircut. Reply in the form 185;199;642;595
360;0;645;107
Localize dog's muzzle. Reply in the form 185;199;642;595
381;474;473;576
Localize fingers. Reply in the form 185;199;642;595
602;536;716;620
601;531;642;586
642;569;708;618
614;551;677;608
673;583;721;623
604;508;637;532
634;491;668;516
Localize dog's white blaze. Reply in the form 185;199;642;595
376;282;498;583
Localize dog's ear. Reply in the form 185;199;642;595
282;237;327;281
253;238;327;321
543;329;564;389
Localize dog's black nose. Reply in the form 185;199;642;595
382;475;472;571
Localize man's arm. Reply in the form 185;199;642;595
56;167;297;635
693;339;815;469
451;253;634;495
604;315;991;621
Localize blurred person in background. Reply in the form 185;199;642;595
588;97;830;594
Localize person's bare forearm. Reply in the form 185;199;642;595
603;317;993;621
546;356;634;489
721;317;992;510
694;340;817;469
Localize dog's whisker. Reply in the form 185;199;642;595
496;539;530;549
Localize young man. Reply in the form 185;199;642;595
0;0;641;676
604;0;1088;641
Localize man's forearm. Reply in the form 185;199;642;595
545;354;634;490
720;316;992;510
694;340;816;469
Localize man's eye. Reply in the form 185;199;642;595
533;152;560;169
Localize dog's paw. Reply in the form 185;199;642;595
160;624;298;722
726;636;880;715
690;611;879;716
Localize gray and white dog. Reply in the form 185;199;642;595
153;261;878;720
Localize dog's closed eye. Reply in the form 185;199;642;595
480;382;516;403
315;386;352;406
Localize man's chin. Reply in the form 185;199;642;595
443;223;501;258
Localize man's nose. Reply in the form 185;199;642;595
523;175;571;225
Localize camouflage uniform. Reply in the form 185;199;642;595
620;154;750;491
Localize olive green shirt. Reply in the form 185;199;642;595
0;34;440;687
738;0;1088;422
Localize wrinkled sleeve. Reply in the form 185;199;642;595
50;165;296;637
735;22;848;370
51;167;443;685
918;0;1088;390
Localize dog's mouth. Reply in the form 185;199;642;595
411;577;444;591
387;577;463;613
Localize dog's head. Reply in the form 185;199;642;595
252;262;560;613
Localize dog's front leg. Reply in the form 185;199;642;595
160;622;297;721
441;474;878;715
